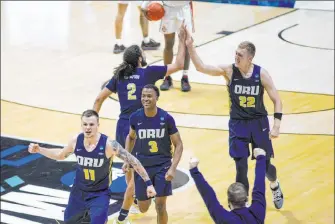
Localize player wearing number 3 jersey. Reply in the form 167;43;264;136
93;26;186;224
127;84;183;224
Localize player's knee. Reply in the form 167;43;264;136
116;11;126;21
155;202;167;215
125;182;135;194
139;204;150;213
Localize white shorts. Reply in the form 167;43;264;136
160;2;194;34
118;1;142;6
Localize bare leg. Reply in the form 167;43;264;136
155;196;168;224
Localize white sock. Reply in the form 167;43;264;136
270;180;279;189
116;39;122;46
143;36;150;44
182;70;188;77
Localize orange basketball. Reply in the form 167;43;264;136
146;3;165;21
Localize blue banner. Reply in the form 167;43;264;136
195;0;296;8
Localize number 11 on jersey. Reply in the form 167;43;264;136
83;169;95;181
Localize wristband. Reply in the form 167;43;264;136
274;113;282;120
145;180;153;186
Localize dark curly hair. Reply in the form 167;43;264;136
113;45;142;80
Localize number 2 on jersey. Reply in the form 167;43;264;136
127;83;136;100
148;141;158;153
239;96;255;108
83;169;95;181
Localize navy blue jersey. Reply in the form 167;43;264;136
73;133;112;192
106;66;167;119
129;108;178;167
228;64;268;120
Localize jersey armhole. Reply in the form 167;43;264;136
228;63;235;86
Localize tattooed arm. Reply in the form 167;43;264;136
28;135;76;160
106;138;151;182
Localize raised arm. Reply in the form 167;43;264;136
249;148;267;222
189;158;231;223
28;136;76;160
165;24;187;76
184;26;231;82
261;68;282;138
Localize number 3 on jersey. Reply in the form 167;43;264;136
83;169;95;181
149;141;158;153
127;83;136;100
239;96;255;108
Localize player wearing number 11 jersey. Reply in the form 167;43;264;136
28;110;156;224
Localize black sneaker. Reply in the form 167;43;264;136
113;44;126;54
141;38;160;50
181;76;191;92
160;76;173;91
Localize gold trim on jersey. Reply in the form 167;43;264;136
108;157;113;186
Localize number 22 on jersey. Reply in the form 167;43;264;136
239;96;255;108
127;83;136;100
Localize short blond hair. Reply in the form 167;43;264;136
238;41;256;58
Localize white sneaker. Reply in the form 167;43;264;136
129;203;140;214
112;218;132;224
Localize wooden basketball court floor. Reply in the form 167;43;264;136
1;1;334;223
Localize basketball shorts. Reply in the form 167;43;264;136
228;116;274;160
134;161;172;201
64;187;110;224
118;1;142;6
160;2;194;34
116;118;137;156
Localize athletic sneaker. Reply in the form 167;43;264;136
271;181;284;209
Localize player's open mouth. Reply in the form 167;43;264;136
85;131;91;134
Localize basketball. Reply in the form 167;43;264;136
146;3;165;21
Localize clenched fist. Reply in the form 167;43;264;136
28;143;40;154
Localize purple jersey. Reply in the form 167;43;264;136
129;108;178;167
73;133;112;192
228;64;268;120
106;66;167;119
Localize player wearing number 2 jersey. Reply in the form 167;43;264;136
93;27;186;224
